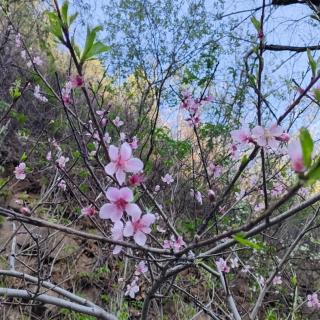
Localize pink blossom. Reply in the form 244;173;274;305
33;56;43;66
123;212;155;246
104;132;111;144
154;185;161;193
186;113;201;127
113;116;124;127
111;221;124;255
99;187;141;222
51;138;62;152
56;156;69;168
61;86;72;104
161;173;174;185
134;261;148;276
203;95;214;102
20;206;31;215
252;124;284;149
163;235;186;252
34;85;48;102
257;30;264;39
69;75;84;88
128;173;144;187
104;143;143;185
272;275;282;285
190;189;202;205
216;258;230;273
207;162;222;178
96;110;105;116
229;143;239;160
14;163;26;180
46;151;52;161
230;257;239;269
58;180;66;191
230;127;253;145
21;50;26;59
278;132;290;142
307;293;320;309
130;136;139;149
81;205;96;217
125;279;139;298
288;140;305;173
241;265;251;273
15;33;22;47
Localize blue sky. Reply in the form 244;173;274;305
63;0;320;138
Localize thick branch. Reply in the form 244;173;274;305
0;288;117;320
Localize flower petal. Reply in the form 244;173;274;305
123;221;134;237
269;124;283;137
106;187;120;202
99;203;122;221
141;213;156;227
116;169;126;185
120;142;132;161
134;231;147;246
108;145;119;161
105;162;116;176
119;187;134;202
125;158;144;173
125;203;141;219
113;245;122;255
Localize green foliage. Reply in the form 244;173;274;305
299;128;313;168
60;308;96;320
9;79;21;99
117;302;129;320
154;127;191;164
307;49;317;77
20;152;28;162
251;16;261;32
10;111;27;125
233;234;264;250
80;26;110;64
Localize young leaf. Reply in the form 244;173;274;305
307;49;317;77
307;165;320;183
80;26;104;63
61;1;69;26
234;234;263;250
47;12;64;42
20;152;28;161
299;128;313;168
84;41;110;61
251;16;261;32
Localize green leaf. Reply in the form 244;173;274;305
61;1;69;26
314;88;320;102
20;152;28;161
241;154;249;165
307;165;320;183
84;41;110;61
251;16;261;32
68;12;78;26
80;26;104;63
299;128;313;168
87;142;96;152
47;12;64;42
234;234;263;250
307;49;317;77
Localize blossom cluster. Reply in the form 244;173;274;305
98;142;155;252
180;91;213;127
231;124;305;173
